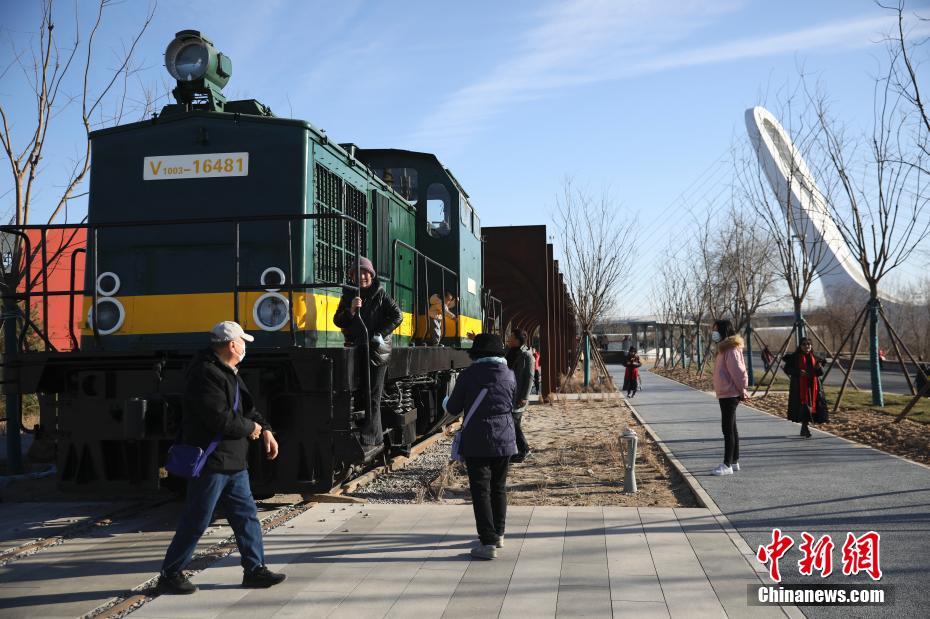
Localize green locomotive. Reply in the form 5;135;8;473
7;30;499;493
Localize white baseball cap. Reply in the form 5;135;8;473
210;321;254;343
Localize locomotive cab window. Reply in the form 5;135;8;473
426;183;451;238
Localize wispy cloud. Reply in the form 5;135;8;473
410;1;919;149
409;0;736;147
630;13;921;75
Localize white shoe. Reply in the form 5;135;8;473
495;535;504;548
732;462;740;472
712;463;733;476
470;544;497;560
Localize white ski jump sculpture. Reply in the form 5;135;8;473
745;106;879;304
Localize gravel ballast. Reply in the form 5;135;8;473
347;436;454;503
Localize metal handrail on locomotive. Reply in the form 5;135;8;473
0;30;502;494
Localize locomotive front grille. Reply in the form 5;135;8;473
314;163;367;283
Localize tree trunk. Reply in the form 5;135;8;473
793;301;806;347
583;332;590;387
745;321;755;387
868;297;884;407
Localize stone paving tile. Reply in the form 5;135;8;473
3;499;798;617
638;508;727;619
441;507;531;618
611;599;672;617
325;506;435;617
0;501;230;619
674;508;785;619
499;506;566;619
131;505;359;619
557;508;612;617
602;507;667;604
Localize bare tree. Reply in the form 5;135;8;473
0;0;158;228
0;0;157;472
678;205;778;383
880;1;929;158
713;203;779;332
553;178;636;383
886;276;930;359
807;287;867;353
810;4;930;407
651;256;687;369
0;1;159;339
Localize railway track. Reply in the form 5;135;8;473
0;426;455;618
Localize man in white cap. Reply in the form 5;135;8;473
157;321;285;594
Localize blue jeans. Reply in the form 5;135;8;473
161;469;264;576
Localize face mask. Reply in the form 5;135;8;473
234;342;246;364
711;331;722;343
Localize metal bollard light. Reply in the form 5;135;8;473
618;427;638;493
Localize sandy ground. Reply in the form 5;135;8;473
427;397;697;507
654;367;930;467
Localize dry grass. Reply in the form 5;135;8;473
423;462;457;503
557;368;617;394
428;399;697;507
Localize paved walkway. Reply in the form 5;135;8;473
128;504;787;619
615;368;930;619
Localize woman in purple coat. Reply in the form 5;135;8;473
445;333;517;560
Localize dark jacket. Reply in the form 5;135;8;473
782;351;827;423
333;278;403;366
505;346;534;411
183;348;272;472
446;360;517;458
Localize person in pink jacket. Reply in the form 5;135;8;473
711;319;749;476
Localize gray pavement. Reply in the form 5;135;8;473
0;501;234;618
132;504;789;619
614;367;930;619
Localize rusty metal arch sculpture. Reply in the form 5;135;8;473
483;225;576;396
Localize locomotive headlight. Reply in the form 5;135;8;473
253;292;290;331
165;30;230;85
169;40;208;81
165;30;231;111
87;298;126;335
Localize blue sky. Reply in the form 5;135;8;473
1;0;928;314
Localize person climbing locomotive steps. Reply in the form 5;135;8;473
157;321;286;595
333;256;403;460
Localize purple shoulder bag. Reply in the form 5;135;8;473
165;382;238;478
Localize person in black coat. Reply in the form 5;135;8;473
333;256;403;451
158;321;285;594
446;333;517;561
504;327;534;462
782;338;827;438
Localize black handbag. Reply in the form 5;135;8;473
813;388;829;423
